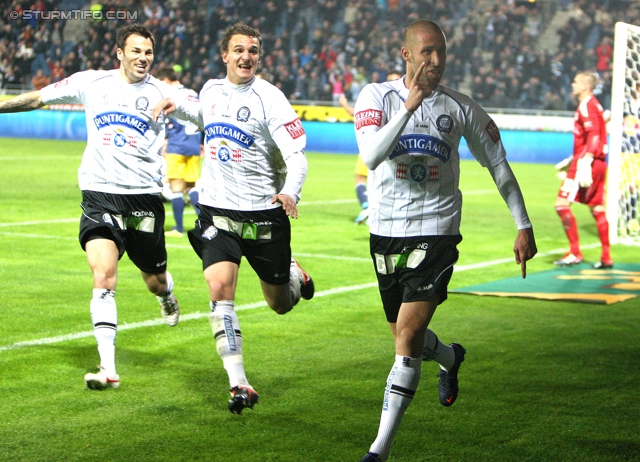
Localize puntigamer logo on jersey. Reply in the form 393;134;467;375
204;123;255;149
355;109;382;129
389;134;452;163
284;118;305;139
94;112;150;136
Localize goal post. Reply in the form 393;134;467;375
607;22;640;245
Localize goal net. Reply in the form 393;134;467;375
607;22;640;245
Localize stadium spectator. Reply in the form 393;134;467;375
2;0;638;113
48;59;64;82
595;36;613;72
30;68;49;90
0;24;189;391
554;71;613;269
354;20;536;462
153;22;315;415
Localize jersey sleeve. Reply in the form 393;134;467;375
583;99;605;156
162;82;203;131
40;71;91;105
462;97;508;168
267;89;306;155
353;83;411;169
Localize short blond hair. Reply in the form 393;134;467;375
576;71;598;91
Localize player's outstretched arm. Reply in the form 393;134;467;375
0;91;45;113
486;159;537;277
514;227;537;278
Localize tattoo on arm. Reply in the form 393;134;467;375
0;92;44;113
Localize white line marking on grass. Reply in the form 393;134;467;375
0;218;78;227
1;156;82;161
298;199;357;205
0;231;76;240
0;243;603;352
0;282;380;352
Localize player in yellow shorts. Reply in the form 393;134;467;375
340;68;403;225
156;67;203;237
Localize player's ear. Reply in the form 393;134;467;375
401;46;410;63
116;48;123;61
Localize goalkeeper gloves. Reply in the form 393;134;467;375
555;156;572;180
575;156;593;188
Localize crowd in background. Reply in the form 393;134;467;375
1;0;639;111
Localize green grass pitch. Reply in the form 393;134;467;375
0;138;638;461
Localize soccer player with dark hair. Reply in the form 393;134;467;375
0;24;198;390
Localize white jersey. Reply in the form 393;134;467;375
193;77;307;211
354;79;507;237
41;70;184;194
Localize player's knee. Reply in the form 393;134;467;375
269;300;292;315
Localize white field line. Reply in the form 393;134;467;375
0;243;602;353
0;205;601;352
0;194;494;228
1;155;82;161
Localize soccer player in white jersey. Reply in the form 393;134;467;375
0;24;195;391
154;22;315;414
354;20;537;462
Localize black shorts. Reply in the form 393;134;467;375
370;234;462;323
188;205;292;285
79;191;167;274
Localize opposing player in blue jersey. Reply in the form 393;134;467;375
0;24;197;390
155;66;203;238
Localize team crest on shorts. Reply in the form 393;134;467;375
436;115;453;133
236;106;250;122
203;225;218;240
135;97;149;111
102;213;113;226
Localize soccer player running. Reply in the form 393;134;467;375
353;20;537;462
0;24;196;390
155;66;203;238
153;22;314;414
554;71;612;268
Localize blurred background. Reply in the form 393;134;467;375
1;0;637;113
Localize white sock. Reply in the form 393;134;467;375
369;355;422;460
422;329;455;371
289;259;302;307
156;271;174;302
208;300;249;387
90;289;117;374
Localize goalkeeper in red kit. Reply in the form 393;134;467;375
554;71;613;268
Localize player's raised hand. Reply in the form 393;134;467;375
405;61;439;113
